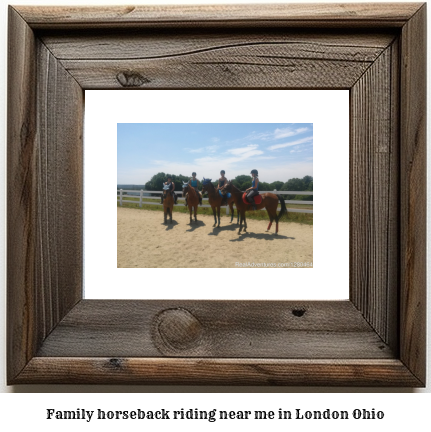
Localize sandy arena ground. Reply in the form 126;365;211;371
117;208;313;268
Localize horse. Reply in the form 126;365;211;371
162;184;174;224
201;178;238;227
182;181;200;224
222;180;287;235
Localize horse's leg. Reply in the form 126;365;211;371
266;217;274;232
238;211;243;234
164;210;167;224
194;204;198;222
169;207;172;224
243;213;247;232
212;206;217;227
271;200;279;234
217;206;221;227
230;203;234;223
266;208;274;232
189;205;192;224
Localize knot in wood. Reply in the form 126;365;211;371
116;71;150;87
155;308;203;351
292;308;306;317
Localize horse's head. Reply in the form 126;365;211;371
162;183;170;196
201;177;212;193
222;180;233;192
182;181;189;196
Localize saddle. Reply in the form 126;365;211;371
242;192;262;205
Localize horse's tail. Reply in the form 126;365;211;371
276;194;287;221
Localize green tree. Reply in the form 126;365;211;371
302;175;313;190
281;177;305;200
269;181;284;191
281;178;305;191
258;181;271;191
171;174;189;191
232;174;251;189
305;179;313;201
240;182;252;191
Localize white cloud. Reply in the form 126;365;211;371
224;145;264;163
206;145;219;153
119;144;310;184
184;145;219;154
183;147;205;153
230;126;310;143
274;127;308;140
226;144;259;155
268;136;313;151
255;156;277;160
118;159;313;185
194;156;217;164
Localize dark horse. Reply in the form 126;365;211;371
162;184;174;224
222;180;287;234
182;181;199;224
201;178;238;227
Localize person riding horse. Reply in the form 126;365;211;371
160;175;177;204
185;172;202;206
245;169;259;211
217;170;229;206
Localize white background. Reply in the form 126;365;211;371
85;90;349;300
0;0;430;426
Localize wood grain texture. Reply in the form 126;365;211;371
7;6;83;383
35;40;84;336
53;32;394;89
36;300;393;359
15;358;422;386
399;3;427;385
7;3;427;386
15;3;423;29
7;6;38;381
350;44;399;348
41;31;395;60
41;30;395;89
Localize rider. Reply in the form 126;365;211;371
160;175;177;204
185;172;203;206
245;169;259;211
217;170;228;206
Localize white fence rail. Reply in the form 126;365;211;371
117;189;313;214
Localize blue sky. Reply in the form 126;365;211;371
117;123;312;184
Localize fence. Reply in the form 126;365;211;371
117;189;313;214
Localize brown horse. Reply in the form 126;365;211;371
182;182;199;224
222;180;287;234
162;185;174;224
201;178;237;227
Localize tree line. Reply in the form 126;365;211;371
138;172;312;201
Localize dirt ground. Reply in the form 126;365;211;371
117;208;313;268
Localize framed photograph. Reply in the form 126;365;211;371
85;89;349;301
7;3;426;386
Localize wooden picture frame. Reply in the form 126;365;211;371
7;3;426;386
